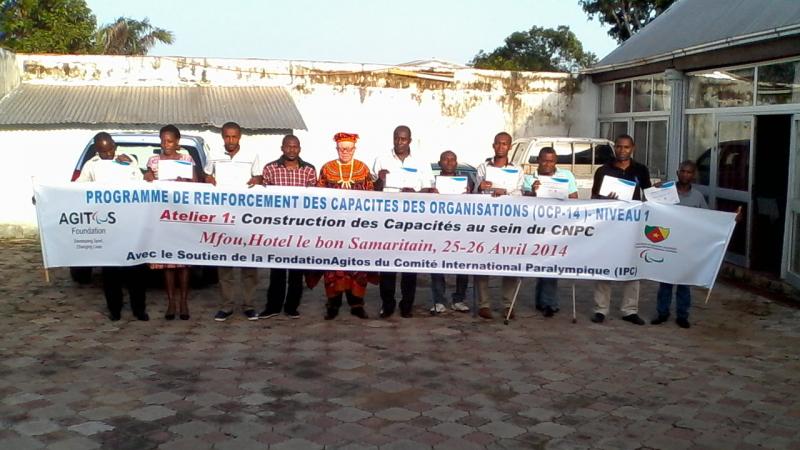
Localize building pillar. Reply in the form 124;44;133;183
664;69;687;177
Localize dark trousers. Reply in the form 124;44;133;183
379;272;417;314
265;268;303;314
327;291;364;309
102;265;147;315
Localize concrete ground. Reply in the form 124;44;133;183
1;238;799;450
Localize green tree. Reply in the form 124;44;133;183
0;0;96;53
470;25;597;72
579;0;676;42
94;17;174;55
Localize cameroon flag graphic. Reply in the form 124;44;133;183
644;226;670;243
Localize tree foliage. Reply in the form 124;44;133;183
579;0;676;42
0;1;174;54
0;0;96;53
471;25;597;72
94;17;174;56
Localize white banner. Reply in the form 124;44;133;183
33;181;737;287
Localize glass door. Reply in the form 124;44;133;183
783;115;800;287
712;116;753;267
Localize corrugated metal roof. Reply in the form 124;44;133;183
590;0;800;72
0;84;306;130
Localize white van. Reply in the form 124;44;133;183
509;137;615;198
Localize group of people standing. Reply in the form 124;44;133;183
77;123;707;330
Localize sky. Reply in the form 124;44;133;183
85;0;619;65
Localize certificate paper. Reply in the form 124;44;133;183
385;167;420;191
93;160;137;182
599;175;637;200
214;161;253;186
644;181;680;204
535;176;570;199
158;159;193;181
435;176;468;195
485;166;520;192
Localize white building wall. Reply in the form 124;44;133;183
0;55;598;234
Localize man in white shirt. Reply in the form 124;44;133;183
372;125;434;318
77;132;148;321
474;132;525;320
205;122;263;322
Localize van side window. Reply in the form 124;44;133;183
594;144;615;165
554;142;572;165
574;143;592;165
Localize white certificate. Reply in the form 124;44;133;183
535;176;570;199
93;160;138;182
435;175;468;195
214;161;253;186
485;166;520;192
644;181;680;204
157;159;193;181
599;175;637;201
384;167;420;191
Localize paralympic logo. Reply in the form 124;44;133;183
639;249;664;263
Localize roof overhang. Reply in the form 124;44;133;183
0;84;307;130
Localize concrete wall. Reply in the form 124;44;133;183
0;48;19;98
1;55;599;233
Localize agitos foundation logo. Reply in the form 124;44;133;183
644;225;670;243
59;211;117;225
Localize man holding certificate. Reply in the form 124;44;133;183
590;134;651;325
206;122;263;322
372;125;434;318
474;132;524;320
524;147;578;318
428;150;473;314
77;132;148;322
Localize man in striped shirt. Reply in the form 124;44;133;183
259;135;317;319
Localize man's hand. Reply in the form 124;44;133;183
492;188;507;197
606;192;619;200
143;172;155;182
205;174;217;186
378;169;389;182
247;175;263;187
115;154;133;164
400;187;416;193
653;181;664;188
532;180;541;192
479;180;493;191
734;206;744;222
427;187;439;194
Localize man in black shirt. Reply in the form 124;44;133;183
590;134;651;325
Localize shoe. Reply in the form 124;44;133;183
285;310;300;319
430;303;446;315
591;312;605;323
134;312;150;322
165;313;175;321
676;318;691;329
350;307;368;319
535;304;544;312
651;315;669;325
244;309;258;321
543;306;555;318
379;308;394;319
622;314;645;326
324;307;339;320
109;311;121;321
478;307;493;320
452;302;470;312
400;309;413;318
215;310;233;322
503;308;516;320
258;310;279;319
179;314;190;320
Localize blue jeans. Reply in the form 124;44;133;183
430;273;468;307
656;283;691;320
535;278;559;310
